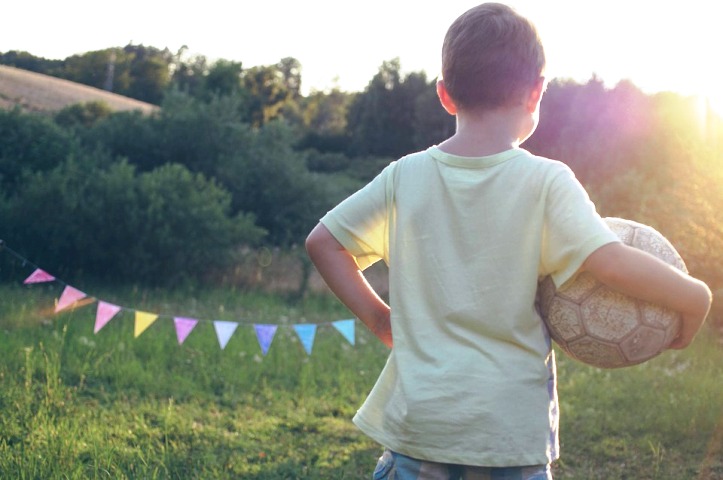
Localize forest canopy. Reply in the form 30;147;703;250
0;47;721;294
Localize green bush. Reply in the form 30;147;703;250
0;109;74;193
216;121;332;246
81;109;164;171
54;101;113;129
0;155;264;284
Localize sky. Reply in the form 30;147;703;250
2;0;721;111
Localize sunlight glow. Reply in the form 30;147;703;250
706;95;723;120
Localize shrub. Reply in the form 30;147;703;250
0;109;74;193
0;155;265;284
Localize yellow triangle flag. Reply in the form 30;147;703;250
134;311;159;338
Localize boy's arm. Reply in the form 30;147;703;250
306;223;392;348
581;242;712;350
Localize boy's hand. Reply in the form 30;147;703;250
668;310;709;350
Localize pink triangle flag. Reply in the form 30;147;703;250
174;317;199;345
24;268;55;284
293;324;317;355
94;301;121;333
332;319;355;345
213;321;238;350
254;324;278;356
55;286;87;313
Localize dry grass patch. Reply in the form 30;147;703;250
0;65;157;114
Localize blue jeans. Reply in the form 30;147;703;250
373;450;552;480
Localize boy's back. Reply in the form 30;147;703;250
322;144;619;465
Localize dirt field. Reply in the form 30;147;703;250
0;65;157;114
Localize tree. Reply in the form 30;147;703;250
0;109;74;194
302;88;352;136
215;121;329;247
59;45;173;104
151;92;254;177
123;44;173;104
205;59;243;97
242;62;297;127
83;92;252;176
411;74;455;150
347;59;403;157
346;59;447;158
170;49;209;97
0;50;64;76
82;109;160;171
63;49;125;91
524;76;653;183
277;57;302;99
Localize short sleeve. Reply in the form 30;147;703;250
320;162;395;270
540;165;620;287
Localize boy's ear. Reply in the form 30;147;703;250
436;79;458;115
525;76;546;113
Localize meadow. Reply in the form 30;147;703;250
0;278;721;479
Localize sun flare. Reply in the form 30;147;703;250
706;94;723;119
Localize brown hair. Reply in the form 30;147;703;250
441;3;545;111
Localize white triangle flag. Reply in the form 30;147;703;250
213;321;238;350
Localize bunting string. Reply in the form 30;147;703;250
0;240;356;356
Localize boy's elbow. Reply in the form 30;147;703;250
305;222;339;259
690;280;713;319
305;224;323;258
581;242;626;285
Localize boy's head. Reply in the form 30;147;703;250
441;3;545;112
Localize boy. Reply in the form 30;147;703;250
306;3;712;479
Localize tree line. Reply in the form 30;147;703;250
0;47;720;294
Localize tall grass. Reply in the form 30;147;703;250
0;282;720;479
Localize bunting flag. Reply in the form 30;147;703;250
134;311;159;338
2;242;364;359
55;286;88;313
214;321;238;349
95;301;121;333
254;324;278;356
24;268;55;284
174;317;199;345
332;319;356;346
293;324;317;355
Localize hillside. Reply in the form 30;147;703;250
0;65;157;114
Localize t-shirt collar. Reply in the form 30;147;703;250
428;146;525;169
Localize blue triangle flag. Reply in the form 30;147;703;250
293;324;317;355
332;319;355;345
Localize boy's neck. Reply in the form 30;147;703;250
437;106;534;157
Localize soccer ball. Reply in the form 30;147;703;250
537;217;687;368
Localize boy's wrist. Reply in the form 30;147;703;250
366;307;392;348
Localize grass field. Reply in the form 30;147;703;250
0;280;720;479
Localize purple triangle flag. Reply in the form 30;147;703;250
55;286;87;313
24;268;55;284
213;321;238;350
254;324;278;356
293;324;317;355
332;319;355;345
174;317;199;345
94;301;121;333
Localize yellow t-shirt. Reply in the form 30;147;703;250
321;146;619;467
